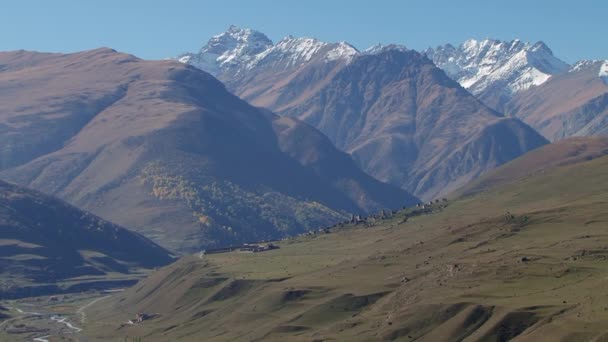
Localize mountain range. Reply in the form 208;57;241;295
1;23;608;341
425;39;570;109
178;27;549;200
426;39;608;141
0;48;415;253
0;27;605;254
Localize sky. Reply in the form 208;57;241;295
1;0;606;63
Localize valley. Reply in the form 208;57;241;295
1;8;607;341
6;138;599;341
0;291;113;341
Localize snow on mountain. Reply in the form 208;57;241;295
247;36;357;69
178;26;359;76
600;61;608;85
363;43;408;55
265;36;328;66
570;60;597;72
325;41;358;62
425;39;569;97
177;25;273;76
569;60;608;85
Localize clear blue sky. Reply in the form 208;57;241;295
1;0;606;63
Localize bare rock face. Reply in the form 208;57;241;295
180;30;548;200
0;48;416;253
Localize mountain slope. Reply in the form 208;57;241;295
83;141;608;341
180;28;548;200
455;136;608;197
0;180;172;297
265;49;548;199
425;39;569;110
504;60;608;141
0;48;416;253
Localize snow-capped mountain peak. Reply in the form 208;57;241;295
177;27;360;77
325;41;358;62
176;25;273;75
201;25;273;56
363;43;408;55
425;38;569;99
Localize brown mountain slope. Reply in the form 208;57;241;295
455;136;608;197
222;49;548;200
0;48;416;253
0;180;172;297
504;61;608;141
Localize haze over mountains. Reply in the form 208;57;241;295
178;26;549;200
0;48;415;253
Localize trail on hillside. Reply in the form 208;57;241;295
77;295;111;324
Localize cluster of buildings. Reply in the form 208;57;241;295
201;199;449;256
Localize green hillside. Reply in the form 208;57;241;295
78;140;608;341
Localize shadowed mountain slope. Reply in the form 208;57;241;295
0;179;172;297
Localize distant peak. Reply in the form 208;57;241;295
95;47;118;53
227;24;241;32
531;40;548;49
364;43;407;55
363;43;383;53
427;37;569;96
325;41;359;62
200;26;273;55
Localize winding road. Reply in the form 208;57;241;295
76;295;110;324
